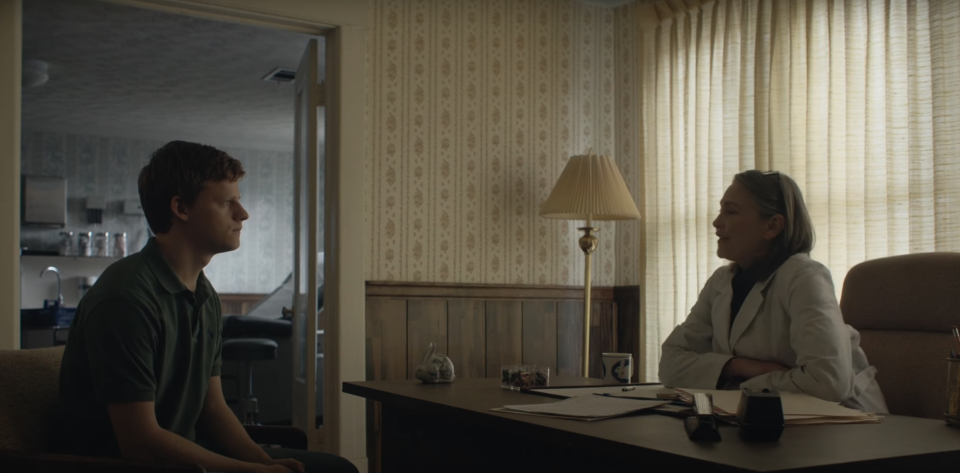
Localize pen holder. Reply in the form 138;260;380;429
946;358;960;427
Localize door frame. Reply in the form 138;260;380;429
1;0;368;468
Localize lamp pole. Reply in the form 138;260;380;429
578;216;598;377
539;151;640;378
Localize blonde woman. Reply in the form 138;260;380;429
659;170;887;413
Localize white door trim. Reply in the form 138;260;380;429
4;0;368;469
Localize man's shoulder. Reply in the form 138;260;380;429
82;252;165;309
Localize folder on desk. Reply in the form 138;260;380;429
493;394;667;421
675;388;883;425
528;384;673;400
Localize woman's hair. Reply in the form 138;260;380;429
733;170;815;261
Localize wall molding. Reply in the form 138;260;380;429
366;281;616;301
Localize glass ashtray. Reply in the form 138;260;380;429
500;365;550;390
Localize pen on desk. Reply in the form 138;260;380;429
623;386;636;392
952;326;960;353
593;393;689;407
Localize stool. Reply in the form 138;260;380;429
223;316;292;338
222;338;278;425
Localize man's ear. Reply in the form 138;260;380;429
764;214;785;241
170;196;190;223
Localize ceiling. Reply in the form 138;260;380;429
21;0;319;152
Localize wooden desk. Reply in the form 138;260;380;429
344;377;960;472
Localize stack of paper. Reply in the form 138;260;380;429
531;384;674;400
492;395;667;421
675;388;883;425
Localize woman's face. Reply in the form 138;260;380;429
713;181;782;268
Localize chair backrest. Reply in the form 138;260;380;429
840;252;960;419
0;346;65;452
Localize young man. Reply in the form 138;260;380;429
51;141;357;473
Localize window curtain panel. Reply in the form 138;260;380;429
637;0;960;381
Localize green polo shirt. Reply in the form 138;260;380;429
50;238;223;457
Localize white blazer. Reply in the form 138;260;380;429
658;253;888;414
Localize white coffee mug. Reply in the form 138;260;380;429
601;353;633;384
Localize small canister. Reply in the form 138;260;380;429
93;231;110;257
58;231;75;256
946;358;960;427
113;232;128;258
77;232;93;257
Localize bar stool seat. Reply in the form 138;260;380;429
222;338;278;425
223;316;292;338
223;338;278;362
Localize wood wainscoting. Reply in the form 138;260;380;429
364;281;640;473
365;282;641;381
219;293;267;316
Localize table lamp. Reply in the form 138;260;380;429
540;151;641;377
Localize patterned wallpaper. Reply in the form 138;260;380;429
20;130;295;294
613;3;641;287
365;0;642;286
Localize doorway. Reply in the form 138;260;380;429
20;0;324;427
2;0;367;463
8;0;367;462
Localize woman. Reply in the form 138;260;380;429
658;170;887;413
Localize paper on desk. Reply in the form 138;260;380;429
500;394;667;419
784;415;883;425
676;388;875;418
533;385;671;400
489;407;619;421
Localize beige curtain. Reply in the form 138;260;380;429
637;0;960;381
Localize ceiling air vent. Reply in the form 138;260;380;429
262;67;296;83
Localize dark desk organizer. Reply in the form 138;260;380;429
736;387;785;441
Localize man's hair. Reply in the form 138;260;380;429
138;141;245;234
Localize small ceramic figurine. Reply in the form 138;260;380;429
414;342;455;384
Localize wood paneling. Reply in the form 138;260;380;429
484;301;522;377
365;299;407;381
406;300;448;375
367;281;615;301
219;293;267;316
589;302;616;378
521;301;557;371
555;301;618;378
615;286;641;382
364;283;639;473
364;284;638;382
447;300;486;379
366;298;409;473
556;301;584;377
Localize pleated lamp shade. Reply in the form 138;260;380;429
540;153;641;221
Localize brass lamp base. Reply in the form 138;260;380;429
578;226;598;377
